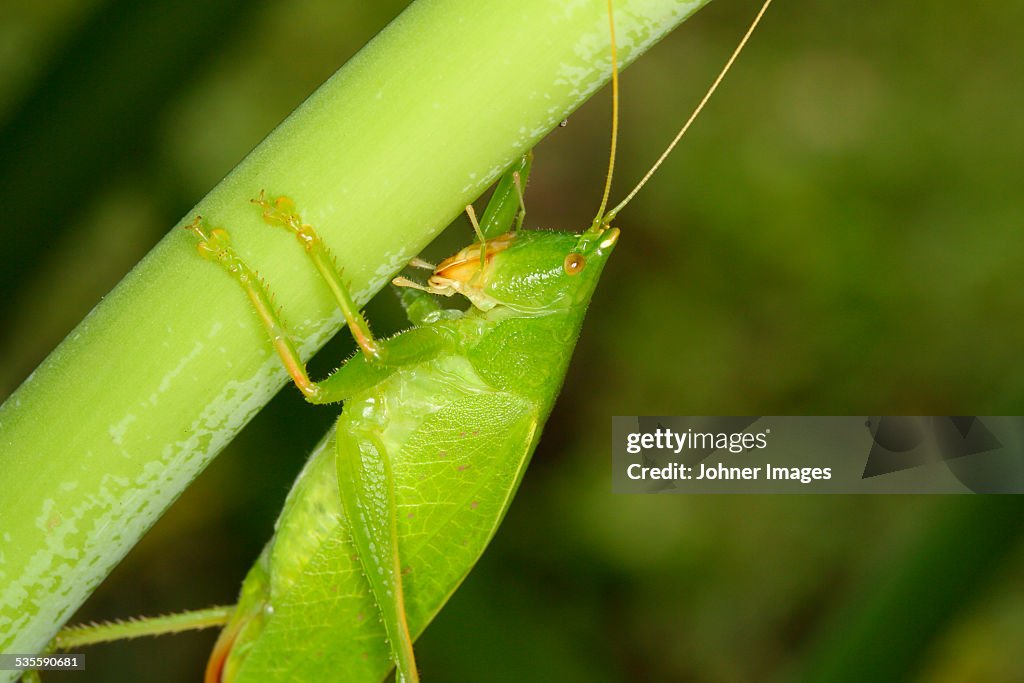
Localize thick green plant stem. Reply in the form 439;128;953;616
0;0;708;671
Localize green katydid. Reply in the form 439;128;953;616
32;1;772;681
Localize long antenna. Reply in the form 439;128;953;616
592;0;620;229
604;0;773;224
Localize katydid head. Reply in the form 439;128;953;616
399;225;617;313
477;226;619;311
394;221;618;313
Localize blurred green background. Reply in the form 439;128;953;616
2;0;1023;681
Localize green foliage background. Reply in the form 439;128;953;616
2;1;1022;681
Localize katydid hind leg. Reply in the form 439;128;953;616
25;604;234;681
335;427;419;683
51;606;234;649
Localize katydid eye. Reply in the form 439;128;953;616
563;253;586;276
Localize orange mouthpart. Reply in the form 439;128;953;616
433;233;514;285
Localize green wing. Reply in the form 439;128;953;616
219;389;541;682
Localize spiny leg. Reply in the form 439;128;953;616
53;606;234;649
23;606;234;681
186;215;457;405
251;193;387;363
186;218;352;404
186;216;385;403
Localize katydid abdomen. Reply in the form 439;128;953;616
207;228;617;682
